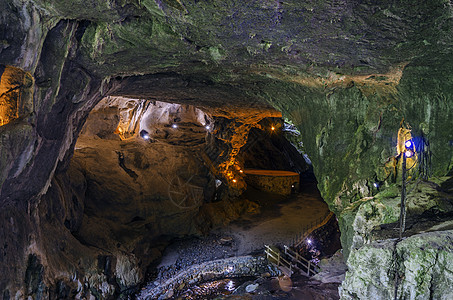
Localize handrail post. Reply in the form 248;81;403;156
307;261;311;276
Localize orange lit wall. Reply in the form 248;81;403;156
0;66;31;126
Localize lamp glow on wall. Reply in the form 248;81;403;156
0;66;32;127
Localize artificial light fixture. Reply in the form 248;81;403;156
172;124;178;129
307;239;312;244
232;179;237;183
140;129;150;140
205;125;211;130
226;280;235;291
271;126;275;131
373;182;380;188
405;140;413;149
404;139;415;158
239;169;243;173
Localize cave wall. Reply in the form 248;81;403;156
0;19;110;299
252;59;453;256
1;0;453;298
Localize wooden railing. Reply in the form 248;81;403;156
283;245;319;276
265;245;319;276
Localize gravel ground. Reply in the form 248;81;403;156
152;233;240;283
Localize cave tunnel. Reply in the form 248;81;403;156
1;1;453;300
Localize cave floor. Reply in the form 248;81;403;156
224;179;331;255
145;179;337;298
157;179;331;272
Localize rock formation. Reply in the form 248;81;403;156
1;0;453;299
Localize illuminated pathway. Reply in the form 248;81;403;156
220;178;331;255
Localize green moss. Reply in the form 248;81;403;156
375;185;400;199
140;0;165;17
208;46;225;61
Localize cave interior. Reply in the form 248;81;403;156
1;0;453;299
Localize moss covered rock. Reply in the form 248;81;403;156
340;230;453;300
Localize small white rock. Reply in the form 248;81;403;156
245;283;259;293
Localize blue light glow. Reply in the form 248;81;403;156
405;140;413;149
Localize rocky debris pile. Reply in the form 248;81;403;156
229;276;293;299
225;273;341;299
154;234;239;283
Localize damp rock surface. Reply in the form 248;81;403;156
340;230;453;300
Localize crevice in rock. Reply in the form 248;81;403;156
24;254;45;299
392;239;402;300
116;151;138;179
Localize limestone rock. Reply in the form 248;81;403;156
340;230;453;300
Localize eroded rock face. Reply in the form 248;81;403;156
340;230;453;300
1;0;453;298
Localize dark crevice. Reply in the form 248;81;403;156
117;151;138;179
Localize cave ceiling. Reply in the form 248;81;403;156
3;0;453;111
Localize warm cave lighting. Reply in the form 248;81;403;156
172;124;178;129
239;169;243;173
271;126;275;131
232;179;237;183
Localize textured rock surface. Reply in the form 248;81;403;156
21;95;297;297
1;0;453;298
340;230;453;300
244;170;299;195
